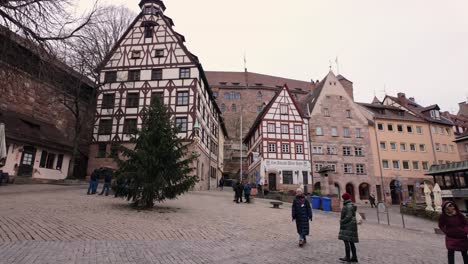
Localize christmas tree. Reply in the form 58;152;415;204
114;99;198;208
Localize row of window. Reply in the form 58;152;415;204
382;160;430;171
101;91;189;109
312;146;364;156
267;143;304;154
314;163;366;174
377;123;423;134
39;151;64;171
267;123;303;134
380;141;427;152
431;126;452;136
98;117;189;135
315;127;364;138
103;68;191;83
220;104;264;113
379;141;455;153
282;171;310;185
321;108;353;118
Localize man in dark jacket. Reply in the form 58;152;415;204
244;182;252;203
87;169;99;195
292;188;312;247
339;192;359;262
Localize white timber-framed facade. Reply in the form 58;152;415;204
88;0;227;191
244;85;312;193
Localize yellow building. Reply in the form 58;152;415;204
360;103;434;204
360;93;460;204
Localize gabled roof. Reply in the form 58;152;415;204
94;3;227;134
297;77;326;115
243;85;306;143
385;95;453;126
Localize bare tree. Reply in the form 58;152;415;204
0;0;98;47
54;5;136;178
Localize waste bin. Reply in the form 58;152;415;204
321;197;331;212
311;195;321;209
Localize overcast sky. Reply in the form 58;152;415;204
77;0;468;113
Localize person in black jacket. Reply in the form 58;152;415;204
292;188;313;247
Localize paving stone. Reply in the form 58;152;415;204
0;185;463;263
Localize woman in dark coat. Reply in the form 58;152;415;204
438;201;468;264
292;188;312;247
339;193;359;263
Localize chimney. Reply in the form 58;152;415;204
397;92;406;98
409;97;415;102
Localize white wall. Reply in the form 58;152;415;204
0;143;70;180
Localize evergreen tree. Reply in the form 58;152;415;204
114;99;198;208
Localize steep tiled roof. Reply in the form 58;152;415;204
205;71;314;92
385;95;453;126
297;77;326;115
358;103;426;123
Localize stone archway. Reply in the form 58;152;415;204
345;183;356;202
359;183;370;201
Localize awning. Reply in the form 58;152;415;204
426;161;468;175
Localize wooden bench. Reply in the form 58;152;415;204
270;201;283;209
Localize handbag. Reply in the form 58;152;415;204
356;212;363;225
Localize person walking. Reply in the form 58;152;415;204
369;193;376;208
244;182;252;203
87;169;99;195
292;188;312;247
235;181;244;203
219;177;224;191
438;201;468;264
99;169;113;196
339;192;359;263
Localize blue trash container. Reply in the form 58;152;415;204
311;195;320;209
322;197;331;212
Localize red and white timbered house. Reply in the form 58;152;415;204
88;0;227;190
244;85;312;192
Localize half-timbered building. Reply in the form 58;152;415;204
88;0;227;190
244;85;312;193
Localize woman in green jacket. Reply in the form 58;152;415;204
339;193;359;263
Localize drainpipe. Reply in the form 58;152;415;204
428;124;438;165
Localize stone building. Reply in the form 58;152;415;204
0;26;95;181
205;71;315;180
244;85;312;192
88;0;227;191
300;71;375;203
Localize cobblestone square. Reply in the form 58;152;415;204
0;185;462;263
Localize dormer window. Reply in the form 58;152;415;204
144;6;157;15
131;51;141;59
430;110;440;119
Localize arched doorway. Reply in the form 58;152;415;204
334;183;341;197
359;183;370;201
345;183;356;202
390;180;401;205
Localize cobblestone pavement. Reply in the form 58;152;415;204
0;185;462;264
